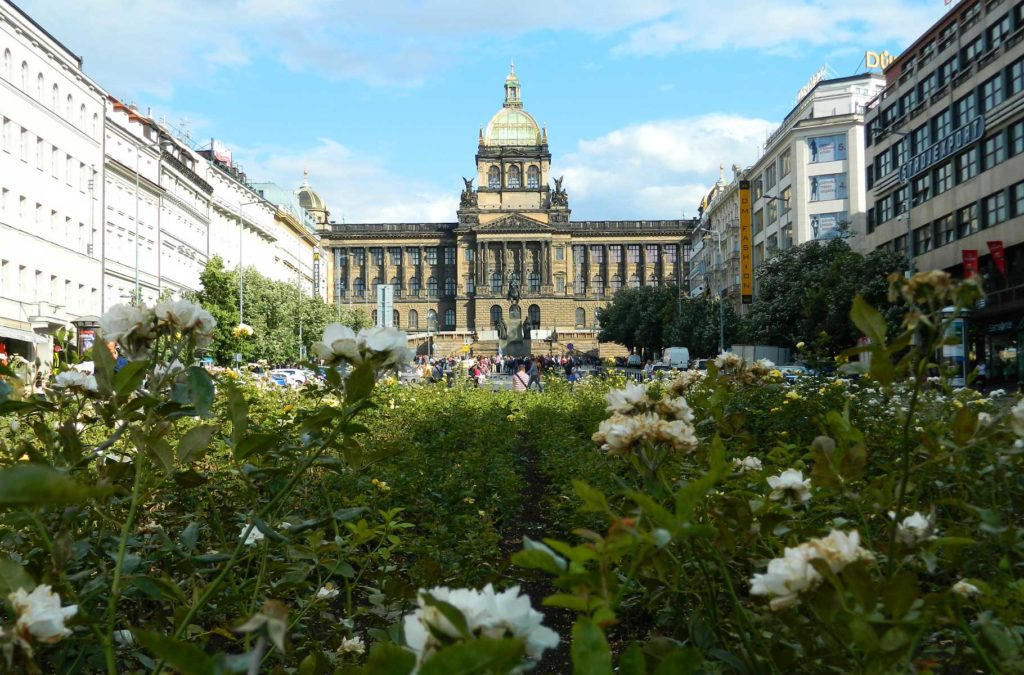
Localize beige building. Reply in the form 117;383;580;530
321;64;695;356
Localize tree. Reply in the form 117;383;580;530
597;285;677;359
192;256;369;366
744;239;904;353
664;295;746;358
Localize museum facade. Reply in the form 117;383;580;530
319;64;696;356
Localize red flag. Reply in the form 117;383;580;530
962;249;979;278
987;240;1006;277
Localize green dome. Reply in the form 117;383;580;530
484;108;541;147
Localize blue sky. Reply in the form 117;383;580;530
19;0;952;222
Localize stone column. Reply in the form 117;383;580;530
418;246;425;297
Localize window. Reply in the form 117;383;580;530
610;275;622;292
464;247;474;262
955;92;978;127
983;132;1007;169
444;309;455;328
528;304;540;328
646;244;658;262
528;270;539;292
488;166;500;188
408;310;419;330
428;277;438;297
935;214;955;246
933;161;953;195
51;83;59;110
878;195;894;223
353;278;365;297
753;178;763;200
390;276;401;298
912;124;930;154
444;277;455;296
409;277;421;295
20;61;27;90
957;146;979;182
393;310;400;328
427;309;438;329
555;275;565;293
767;199;778;223
628;274;640;288
575;307;586;328
938;56;959;84
752;209;764;235
664;245;677;263
591;275;603;296
877;147;894;177
982;73;1005;112
79;104;85;128
35;138;42;170
370;247;383;265
388;247;402;265
443;247;455;265
781;186;792;215
490;271;501;293
914;225;933;254
426;247;438;265
527;165;539;188
984;191;1007;227
574;275;585;294
555;246;564;261
2;49;9;81
92;113;98;138
895;137;910;167
1011;58;1024;96
490;305;503;327
609;245;621;263
780;149;791;176
962;35;984;63
627;245;640;263
66;94;72;119
912;174;931;206
1012;120;1024;155
895;186;909;214
764;163;777;189
508;165;521;188
958;203;980;238
352;248;365;265
1013;181;1024;216
919;72;936;101
932;107;952;140
408;248;420;265
590;245;604;263
988;13;1012;48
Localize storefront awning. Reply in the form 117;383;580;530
0;325;49;344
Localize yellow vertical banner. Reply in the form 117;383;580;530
739;180;753;304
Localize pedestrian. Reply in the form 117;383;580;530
528;358;544;392
644;359;655;380
512;363;530;392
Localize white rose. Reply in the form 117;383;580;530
315;586;339;600
952;579;980;597
605;382;649;415
358;326;412;366
1011;400;1024;438
9;585;78;643
99;304;155;345
897;512;935;546
733;456;763;473
239;524;265;546
766;469;812;503
52;370;98;393
154;299;202;330
338;635;365;655
312;323;360;365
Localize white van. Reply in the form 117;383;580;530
662;347;690;369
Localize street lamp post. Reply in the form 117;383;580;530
875;128;914;275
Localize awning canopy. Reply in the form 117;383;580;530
0;325;49;344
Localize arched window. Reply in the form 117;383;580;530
79;104;86;127
66;94;73;118
527;165;539;189
444;309;456;328
444;277;455;296
508;165;521;188
488;166;500;188
371;277;381;294
372;310;378;324
36;73;43;99
610;275;622;292
490;305;503;327
353;278;365;297
390;276;401;298
528;304;540;327
408;309;419;329
20;61;28;90
427;309;438;329
628;274;640;288
2;50;10;81
648;273;659;286
427;277;438;297
575;307;586;328
409;276;421;295
393;310;400;327
52;83;58;110
92;113;99;138
490;271;502;293
528;270;540;292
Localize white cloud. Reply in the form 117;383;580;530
556;114;775;219
614;0;948;56
231;139;459;224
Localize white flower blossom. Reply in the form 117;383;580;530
52;370;98;393
714;352;744;370
766;469;812;503
402;584;559;665
750;530;873;610
338;635;365;655
99;304;155;346
592;412;697;455
989;389;1006;398
896;512;935;546
312;323;412;368
605;382;650;415
154;299;201;331
1011;400;1024;438
240;525;264;546
733;456;763;473
8;585;78;643
8;419;20;432
755;358;775;369
952;580;980;597
316;586;340;600
113;629;135;645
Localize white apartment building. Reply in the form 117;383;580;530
0;1;105;366
251;179;325;297
102;98;213;309
690;166;742;304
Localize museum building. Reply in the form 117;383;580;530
319;64;696;356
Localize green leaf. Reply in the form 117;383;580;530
618;644;646;675
0;465;111;506
227;385;248;447
126;575;188;603
420;638;526;675
172;470;208;489
420;595;470;638
881;571;918;619
571;618;612;675
572;480;609;513
512;550;566;576
114;359;150;396
233;433;278;461
176;425;217;464
653;647;703;675
333;507;368;522
181;522;200;551
135;629;217;675
0;558;34;597
361;642;416;675
541;594;591;611
186;366;215;417
299;650;332;675
851;294;887;345
93;334;115;396
345;362;376;402
951;407;977;446
252;516;288;542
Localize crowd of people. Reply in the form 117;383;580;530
414;353;600;390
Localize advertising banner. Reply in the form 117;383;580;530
739;180;753;304
987;240;1006;277
810;212;849;240
809;174;847;202
211;139;233;166
962;249;979;278
808;135;847;163
376;284;394;327
80;329;96;353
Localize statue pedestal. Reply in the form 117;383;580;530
499;318;532;357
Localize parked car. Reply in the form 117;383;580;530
626;354;643;367
778;364;811;383
268;371;289;387
691;359;710;371
661;347;690;369
270;369;307;387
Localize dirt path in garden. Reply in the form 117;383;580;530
498;433;573;675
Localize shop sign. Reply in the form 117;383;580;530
865;50;897;70
739;180;753;304
962;250;979;278
899;116;985;183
